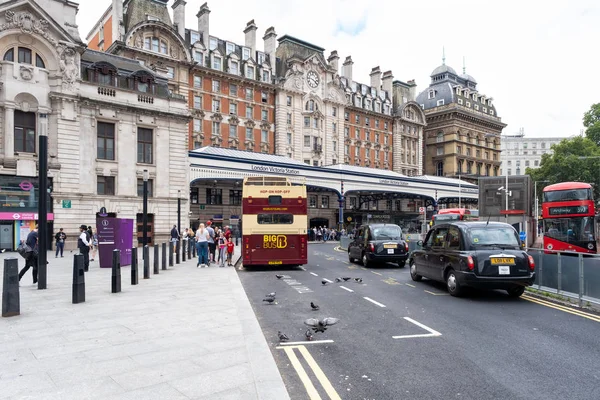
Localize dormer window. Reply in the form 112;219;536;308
472;93;477;101
194;50;203;64
365;100;371;110
230;60;239;75
257;52;265;65
262;70;270;82
246;66;255;79
190;31;200;44
242;47;251;60
384;105;390;114
428;90;435;99
355;96;361;107
374;102;380;113
212;55;222;70
209;37;218;50
226;42;235;55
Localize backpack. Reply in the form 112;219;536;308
86;231;91;243
17;242;32;259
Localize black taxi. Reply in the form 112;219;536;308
348;223;409;267
408;221;535;297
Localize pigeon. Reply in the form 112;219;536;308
335;277;342;282
265;292;276;298
276;274;284;279
263;297;276;304
342;277;352;282
278;331;289;342
310;302;319;311
354;278;363;283
304;317;340;333
305;329;313;341
321;280;328;285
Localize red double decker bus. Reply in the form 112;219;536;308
431;208;479;226
242;176;308;266
542;182;596;253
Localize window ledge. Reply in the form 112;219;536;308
96;158;118;163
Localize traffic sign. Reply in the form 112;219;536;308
419;207;426;214
199;204;206;210
519;231;526;241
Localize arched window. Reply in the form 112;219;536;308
3;48;14;61
457;160;463;174
485;165;491;176
305;100;315;111
476;163;482;175
35;54;45;68
436;131;443;142
436;162;444;176
160;40;168;54
4;47;45;68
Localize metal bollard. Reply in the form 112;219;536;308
72;254;85;304
162;242;167;270
111;249;121;293
2;258;20;317
169;242;173;267
131;247;139;285
182;240;187;262
187;239;192;259
143;246;150;279
192;239;197;257
176;240;181;264
153;245;159;274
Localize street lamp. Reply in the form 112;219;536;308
177;189;181;239
534;180;550;233
38;113;49;290
142;169;149;247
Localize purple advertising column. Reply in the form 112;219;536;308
118;219;134;266
97;217;117;268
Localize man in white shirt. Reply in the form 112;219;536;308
78;224;91;271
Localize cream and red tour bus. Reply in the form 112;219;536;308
241;176;308;266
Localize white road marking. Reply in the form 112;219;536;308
299;266;306;271
322;278;333;283
363;297;386;308
392;317;442;339
277;339;335;346
339;286;354;293
405;283;416;288
309;272;319;277
424;290;449;296
371;271;382;276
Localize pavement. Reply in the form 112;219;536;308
0;244;290;400
237;243;600;400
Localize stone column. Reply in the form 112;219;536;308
4;105;14;159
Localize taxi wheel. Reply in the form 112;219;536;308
506;286;525;298
446;269;463;297
348;251;354;263
410;261;422;282
362;253;371;268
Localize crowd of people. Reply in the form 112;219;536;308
173;221;236;268
309;226;344;242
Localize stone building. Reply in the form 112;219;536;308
416;60;506;183
500;129;566;175
0;0;189;250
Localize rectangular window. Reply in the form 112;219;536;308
212;56;222;70
344;111;349;121
246;106;253;119
242;47;251;60
312;118;318;129
14;110;36;153
437;147;443;156
345;144;349;155
365;117;370;126
375;132;379;143
212;99;220;112
332;107;337;117
230;84;238;96
209;38;218;50
332;122;337;133
166;66;175;79
245;88;253;100
355;147;359;157
287;132;292;145
193;75;202;88
262;70;270;82
229;103;237;115
194;95;202;109
287;113;292;124
321;196;329;208
345;127;349;137
229;190;242;206
333;141;337;152
137;128;153;164
191;32;200;44
137;179;153;197
230;61;239;75
212;121;220;135
212;79;220;92
261;91;268;103
304;159;311;165
246;66;255;79
304;135;310;147
355;115;360;123
309;195;317;208
97;122;115;160
304;116;310;128
261;130;268;143
246;127;253;138
350;197;357;208
193;119;201;132
194;51;203;64
384;121;388;130
18;47;32;64
229;124;237;138
261;109;268;121
287;96;292;106
206;188;222;205
97;176;115;195
226;42;235;55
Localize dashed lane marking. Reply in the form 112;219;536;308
309;272;319;277
521;294;600;323
347;265;358;270
392;317;442;339
405;283;416;288
424;290;449;296
299;266;306;271
383;277;401;285
322;278;333;283
277;339;334;347
361;267;368;270
364;297;387;308
339;286;354;293
282;278;313;294
371;271;382;276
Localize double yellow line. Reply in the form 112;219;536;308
522;294;600;322
277;345;342;400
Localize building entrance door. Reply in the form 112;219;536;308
0;223;13;250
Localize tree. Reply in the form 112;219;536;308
526;136;600;200
583;103;600;146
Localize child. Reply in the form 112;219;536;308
226;237;234;266
217;232;227;267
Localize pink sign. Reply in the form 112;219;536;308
0;212;55;221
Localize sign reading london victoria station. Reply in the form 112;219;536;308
378;179;408;186
251;165;300;175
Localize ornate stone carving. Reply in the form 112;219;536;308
170;45;179;59
211;134;223;146
229;115;239;125
260;121;271;130
19;66;33;81
2;10;57;46
245;120;255;128
58;47;78;90
134;34;143;48
191;109;205;118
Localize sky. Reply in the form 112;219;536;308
75;0;600;138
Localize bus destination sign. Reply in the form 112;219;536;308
548;205;588;215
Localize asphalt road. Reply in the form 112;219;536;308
236;243;600;400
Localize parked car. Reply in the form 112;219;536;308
348;223;409;267
408;221;535;297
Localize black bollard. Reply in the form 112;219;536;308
187;239;192;259
143;246;150;279
176;240;181;264
2;258;20;317
162;242;167;270
111;249;121;293
72;254;85;304
169;242;173;267
153;245;159;274
182;240;187;262
192;239;197;258
235;235;238;246
131;247;139;285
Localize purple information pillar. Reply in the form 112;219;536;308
97;217;134;268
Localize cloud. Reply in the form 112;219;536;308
333;13;367;37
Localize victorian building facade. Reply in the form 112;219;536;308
0;0;189;250
416;62;506;182
500;129;566;176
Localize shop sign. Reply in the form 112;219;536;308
378;179;408;186
0;212;55;220
251;165;300;175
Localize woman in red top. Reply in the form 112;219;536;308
226;237;234;266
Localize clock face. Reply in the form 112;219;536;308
307;71;319;88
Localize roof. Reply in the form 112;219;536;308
277;35;325;52
431;64;457;76
322;164;406;178
189;147;307;166
460;73;477;83
543;182;592;191
81;50;155;74
419;175;477;187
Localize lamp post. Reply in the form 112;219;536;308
38;114;49;290
177;189;181;240
142;169;149;247
458;173;461;208
534;180;550;235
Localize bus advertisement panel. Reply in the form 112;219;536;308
242;176;308;266
542;182;596;253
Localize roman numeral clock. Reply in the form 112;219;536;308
306;70;320;88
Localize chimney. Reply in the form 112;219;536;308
172;0;186;39
407;79;417;101
327;50;339;73
197;2;210;49
263;27;277;69
112;0;123;42
244;20;258;56
370;66;381;89
342;56;353;81
382;70;393;97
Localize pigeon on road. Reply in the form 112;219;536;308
278;331;289;342
335;277;342;282
354;278;363;283
310;302;319;311
276;274;284;279
342;277;352;281
265;292;276;298
263;297;276;304
321;280;329;285
304;317;340;333
305;329;313;341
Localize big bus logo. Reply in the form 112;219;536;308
263;235;287;249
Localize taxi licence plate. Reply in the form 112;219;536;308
268;260;283;265
383;244;397;249
490;257;515;265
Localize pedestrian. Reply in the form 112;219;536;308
78;224;91;271
226;237;234;266
55;227;67;258
170;224;179;252
18;226;39;284
206;221;216;264
224;226;232;241
90;228;98;261
196;223;209;267
217;232;226;267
